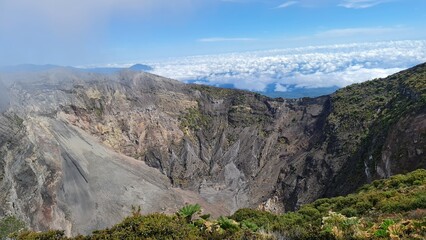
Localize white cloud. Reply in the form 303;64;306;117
287;66;403;88
275;83;289;92
315;27;403;38
276;1;299;8
339;0;395;9
198;38;257;42
145;40;426;92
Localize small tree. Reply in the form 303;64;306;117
178;204;201;223
131;205;142;217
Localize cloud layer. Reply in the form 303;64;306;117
146;40;426;92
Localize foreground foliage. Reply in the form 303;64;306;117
8;169;426;239
0;216;25;240
232;169;426;239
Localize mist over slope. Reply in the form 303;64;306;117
0;63;424;235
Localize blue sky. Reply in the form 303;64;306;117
0;0;425;66
89;0;426;64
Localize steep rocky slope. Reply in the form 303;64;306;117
0;63;424;235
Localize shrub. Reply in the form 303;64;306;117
177;204;201;223
0;216;26;240
340;207;358;217
240;220;259;232
89;213;201;239
11;230;65;240
354;201;373;214
298;206;322;220
231;208;277;230
373;219;395;238
321;211;360;240
217;217;239;232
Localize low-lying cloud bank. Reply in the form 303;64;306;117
146;40;426;96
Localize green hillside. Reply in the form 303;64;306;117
324;63;426;197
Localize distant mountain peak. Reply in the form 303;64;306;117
129;64;153;71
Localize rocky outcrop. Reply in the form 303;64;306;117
0;64;425;235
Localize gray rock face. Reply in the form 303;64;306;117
0;64;425;235
0;80;9;112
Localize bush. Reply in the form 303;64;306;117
321;212;360;240
354;201;373;214
231;208;277;230
340;207;358;217
217;217;239;232
0;216;26;239
89;213;201;239
11;230;65;240
240;220;259;232
298;206;322;220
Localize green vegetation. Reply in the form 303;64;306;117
89;213;201;239
324;65;426;194
3;114;25;130
231;169;426;239
0;216;25;240
9;169;426;239
177;204;201;223
328;68;426;154
179;107;211;132
11;114;24;129
10;230;66;240
341;64;424;136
